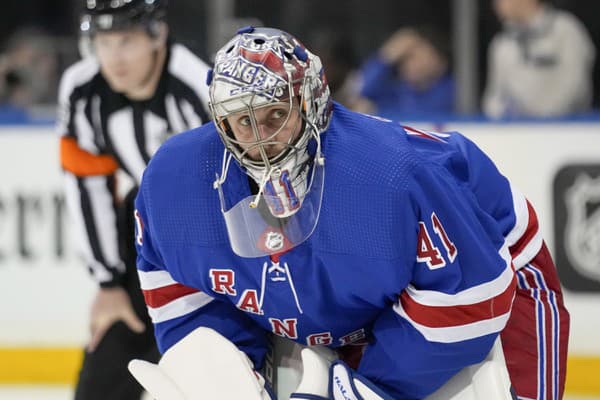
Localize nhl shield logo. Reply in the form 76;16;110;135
553;164;600;292
264;231;284;251
564;174;600;283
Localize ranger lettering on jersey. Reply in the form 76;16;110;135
307;332;333;346
207;267;373;346
209;269;237;295
269;318;298;339
339;329;366;346
236;289;262;314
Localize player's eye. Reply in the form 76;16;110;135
238;116;251;127
271;109;287;120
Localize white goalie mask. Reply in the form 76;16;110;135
208;26;332;257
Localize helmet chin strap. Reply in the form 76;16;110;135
248;165;277;209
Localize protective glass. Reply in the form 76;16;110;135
216;158;325;258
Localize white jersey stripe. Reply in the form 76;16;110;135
395;239;515;342
107;108;147;183
166;94;187;134
138;269;178;290
404;243;513;307
506;184;544;269
519;263;550;400
73;99;99;153
516;269;529;289
147;292;214;324
394;303;511;343
181;99;202;129
56;57;99;136
84;176;123;272
512;229;543;270
527;264;561;400
144;111;169;157
169;44;211;108
63;173;113;282
534;287;546;400
506;185;528;247
549;291;560;400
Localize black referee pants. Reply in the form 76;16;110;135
74;188;159;400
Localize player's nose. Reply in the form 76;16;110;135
257;123;275;140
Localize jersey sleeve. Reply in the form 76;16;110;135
357;154;517;399
133;184;270;368
445;131;543;268
57;62;126;287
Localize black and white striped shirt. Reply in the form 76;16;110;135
57;42;211;285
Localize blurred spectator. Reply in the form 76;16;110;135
353;26;454;120
483;0;596;119
0;27;59;121
0;64;29;123
304;29;361;108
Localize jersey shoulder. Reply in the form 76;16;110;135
327;104;422;191
140;123;228;246
145;122;222;186
57;57;100;104
168;43;212;106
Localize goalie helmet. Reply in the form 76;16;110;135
80;0;167;35
209;27;332;257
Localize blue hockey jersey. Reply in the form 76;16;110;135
134;103;538;399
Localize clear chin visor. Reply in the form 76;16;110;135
216;158;325;258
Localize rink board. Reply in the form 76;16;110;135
0;122;599;395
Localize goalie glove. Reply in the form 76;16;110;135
329;361;394;400
289;348;392;400
128;327;275;400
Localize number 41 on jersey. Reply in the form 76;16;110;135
417;212;457;270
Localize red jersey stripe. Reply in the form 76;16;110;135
399;274;517;328
143;283;200;308
403;126;446;143
509;200;539;260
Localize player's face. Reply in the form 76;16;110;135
227;100;302;162
93;28;158;95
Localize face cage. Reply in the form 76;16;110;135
210;74;320;175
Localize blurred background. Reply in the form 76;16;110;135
1;0;600;121
0;0;599;399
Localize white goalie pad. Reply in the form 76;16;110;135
128;327;272;400
294;345;337;397
290;337;514;400
425;337;514;400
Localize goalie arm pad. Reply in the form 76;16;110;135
128;327;275;400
